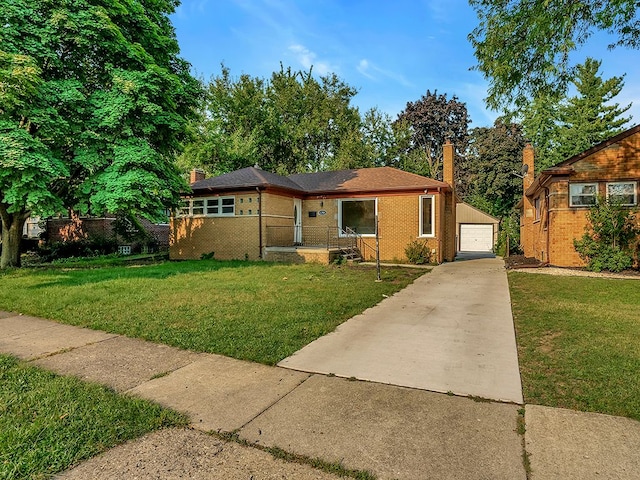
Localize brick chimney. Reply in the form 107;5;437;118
190;168;205;184
443;140;454;191
523;144;534;193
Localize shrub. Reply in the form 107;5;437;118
574;198;639;273
495;213;522;257
404;240;431;264
37;237;119;263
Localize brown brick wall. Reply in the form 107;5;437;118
521;130;640;267
46;217;169;248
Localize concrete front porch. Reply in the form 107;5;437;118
263;246;344;264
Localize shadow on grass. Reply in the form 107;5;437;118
21;259;278;288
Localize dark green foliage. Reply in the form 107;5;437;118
395;90;469;185
37;237;119;262
0;0;201;268
179;65;364;175
573;198;639;272
469;0;640;111
404;240;431;264
466;118;527;218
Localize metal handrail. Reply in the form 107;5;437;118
265;225;377;260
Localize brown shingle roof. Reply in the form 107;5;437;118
191;167;304;193
190;166;449;195
288;166;449;193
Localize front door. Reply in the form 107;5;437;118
293;198;302;245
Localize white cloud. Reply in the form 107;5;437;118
356;58;413;88
288;44;333;75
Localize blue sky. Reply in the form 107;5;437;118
171;0;640;128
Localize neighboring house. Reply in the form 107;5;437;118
46;215;170;251
456;203;499;253
171;143;459;264
520;125;640;267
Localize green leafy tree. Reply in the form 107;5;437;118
395;90;470;186
180;65;364;175
521;93;561;173
466;118;528;218
574;198;639;272
523;58;631;172
469;0;640;111
0;0;201;268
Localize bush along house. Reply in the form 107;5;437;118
170;142;459;264
520;125;640;267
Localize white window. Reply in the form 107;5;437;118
569;183;597;207
178;196;235;217
339;199;376;235
607;182;637;206
419;195;435;237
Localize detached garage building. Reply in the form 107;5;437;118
456;203;499;253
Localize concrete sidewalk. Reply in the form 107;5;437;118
279;257;523;403
2;311;640;479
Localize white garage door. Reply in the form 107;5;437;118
459;224;494;252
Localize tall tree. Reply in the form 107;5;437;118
0;0;201;268
523;58;632;172
469;0;640;111
554;58;631;162
180;65;364;175
466;118;528;218
521;93;562;173
396;90;470;188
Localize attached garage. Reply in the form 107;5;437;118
456;203;499;253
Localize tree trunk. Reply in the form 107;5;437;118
0;215;25;269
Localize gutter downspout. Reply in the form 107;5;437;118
544;186;550;265
256;187;263;259
437;186;444;263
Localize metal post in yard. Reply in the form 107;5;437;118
375;212;381;282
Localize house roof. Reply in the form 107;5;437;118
525;124;640;198
289;166;449;194
551;124;640;169
191;167;304;194
190;166;450;196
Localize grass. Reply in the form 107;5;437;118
0;259;424;365
0;354;187;480
508;272;640;420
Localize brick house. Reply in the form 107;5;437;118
520;125;640;267
170;143;458;264
45;215;170;251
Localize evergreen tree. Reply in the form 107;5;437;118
555;58;632;162
522;58;632;172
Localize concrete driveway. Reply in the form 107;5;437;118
279;256;523;403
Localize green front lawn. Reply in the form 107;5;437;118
509;272;640;420
0;260;424;365
0;354;187;479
